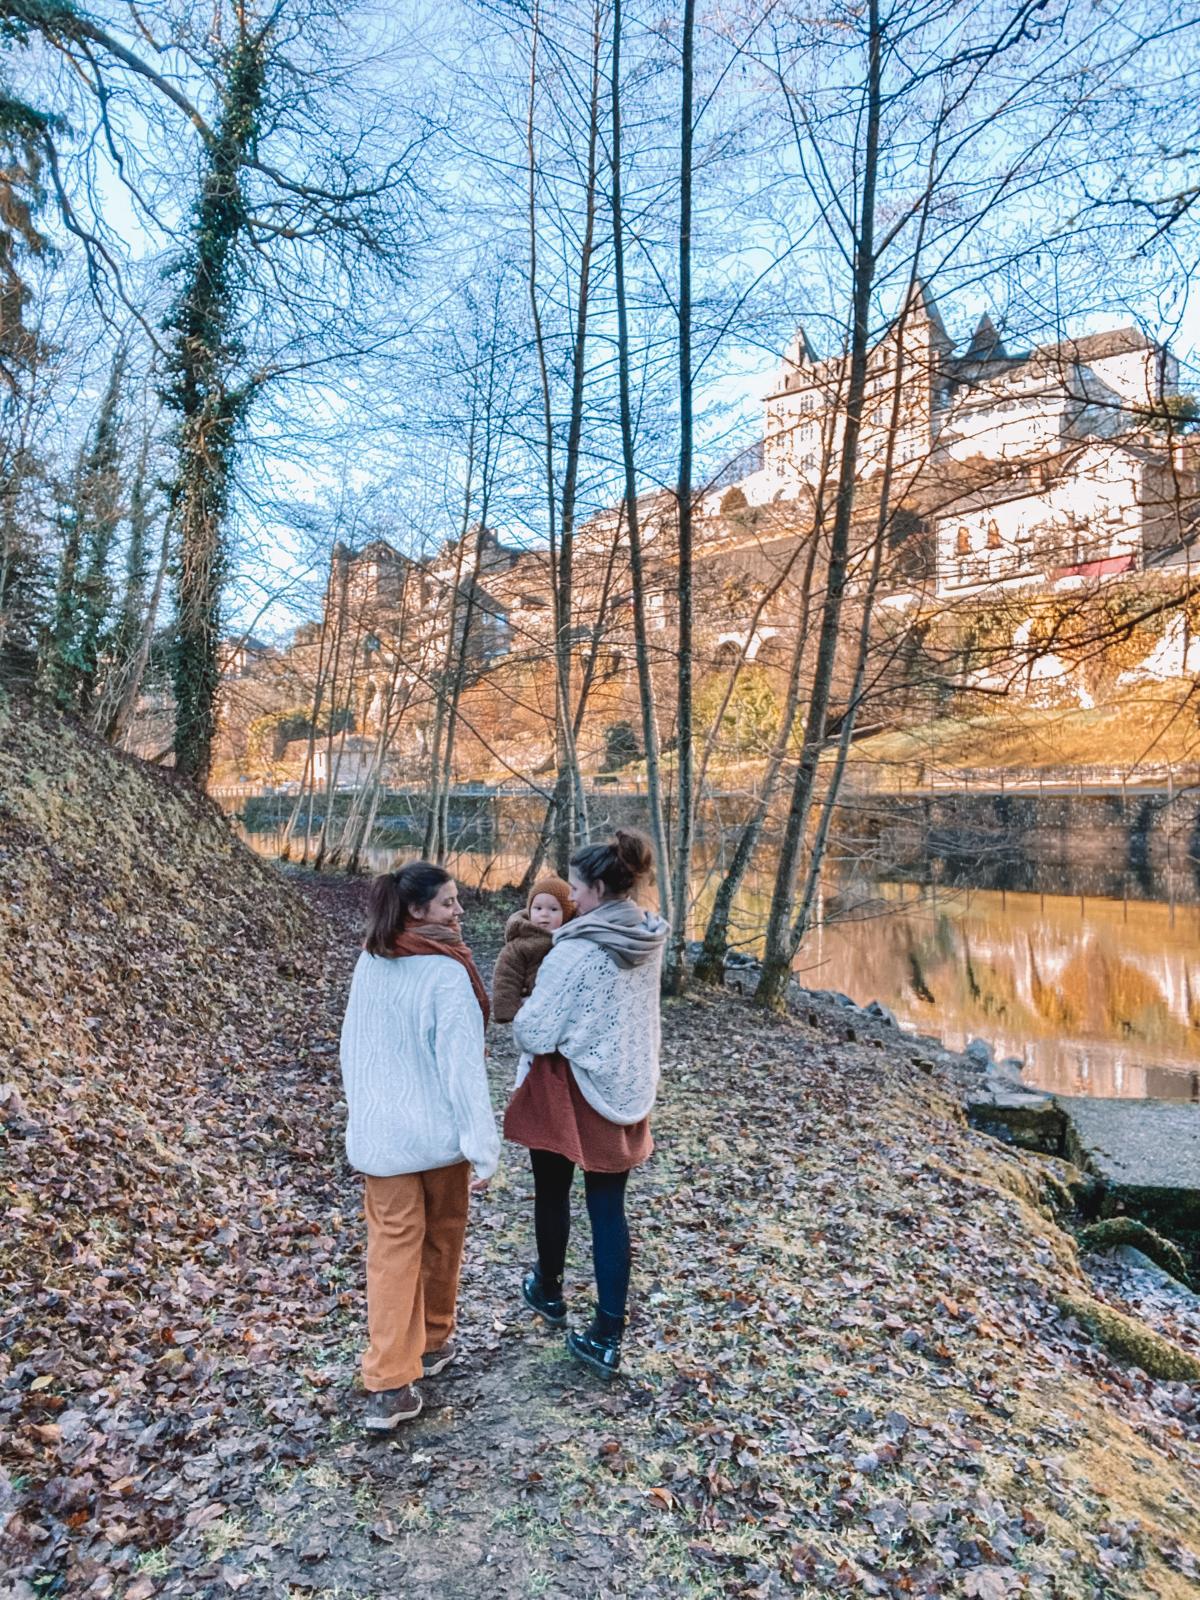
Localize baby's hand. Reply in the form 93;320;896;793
470;1176;491;1195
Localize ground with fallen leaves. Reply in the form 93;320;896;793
2;699;1199;1599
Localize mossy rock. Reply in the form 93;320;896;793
1056;1293;1200;1382
1078;1217;1192;1288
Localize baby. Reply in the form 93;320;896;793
491;875;575;1022
491;876;575;1085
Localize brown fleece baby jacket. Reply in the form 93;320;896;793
491;912;553;1024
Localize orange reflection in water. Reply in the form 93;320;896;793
795;884;1200;1101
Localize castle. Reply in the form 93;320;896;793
715;286;1194;602
330;289;1195;641
251;290;1197;783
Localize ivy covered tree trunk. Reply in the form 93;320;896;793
40;350;125;708
100;417;154;738
76;350;125;716
0;432;47;687
163;26;265;785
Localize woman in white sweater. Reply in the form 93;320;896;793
340;861;499;1432
504;828;666;1378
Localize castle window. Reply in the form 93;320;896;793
955;526;971;557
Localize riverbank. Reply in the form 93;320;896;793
3;699;1199;1597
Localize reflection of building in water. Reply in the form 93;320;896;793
806;882;1200;1101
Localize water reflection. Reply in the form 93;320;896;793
795;883;1200;1102
243;830;1200;1102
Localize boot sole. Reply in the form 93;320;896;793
522;1281;567;1327
421;1350;455;1377
565;1333;622;1380
364;1395;423;1430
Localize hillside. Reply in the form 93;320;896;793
848;681;1200;785
2;697;1199;1599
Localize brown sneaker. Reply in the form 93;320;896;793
364;1385;422;1431
422;1339;456;1378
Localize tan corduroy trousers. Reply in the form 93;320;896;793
361;1161;471;1391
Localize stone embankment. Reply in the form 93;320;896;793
691;941;1200;1270
836;786;1200;898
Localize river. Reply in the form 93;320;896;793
242;826;1200;1103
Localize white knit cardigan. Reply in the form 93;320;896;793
340;952;500;1180
512;936;664;1125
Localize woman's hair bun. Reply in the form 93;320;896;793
571;827;653;898
614;827;652;878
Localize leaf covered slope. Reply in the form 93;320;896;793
1;694;347;1590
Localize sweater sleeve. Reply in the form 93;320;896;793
490;943;527;1025
431;964;500;1179
512;942;583;1056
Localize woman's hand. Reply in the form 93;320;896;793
470;1176;491;1195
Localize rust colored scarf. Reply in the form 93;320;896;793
390;924;491;1025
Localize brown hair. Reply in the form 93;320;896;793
569;827;653;899
364;860;451;956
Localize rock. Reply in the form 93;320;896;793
967;1091;1065;1154
1112;1245;1200;1303
1055;1292;1200;1382
1061;1096;1200;1252
863;1001;897;1028
1077;1217;1192;1287
985;1061;1024;1094
964;1038;995;1068
724;951;759;970
814;989;859;1010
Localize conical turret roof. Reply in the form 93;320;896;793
965;313;1007;360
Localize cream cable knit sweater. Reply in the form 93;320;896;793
512;931;664;1125
340;953;500;1180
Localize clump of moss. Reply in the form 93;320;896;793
1078;1217;1192;1288
1056;1294;1200;1382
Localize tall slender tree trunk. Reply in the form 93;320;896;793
792;227;935;948
280;544;342;859
101;413;155;739
611;0;671;919
76;349;125;717
41;468;85;710
166;24;266;785
665;0;696;991
526;2;589;875
549;0;603;871
755;0;882;1009
106;506;171;749
692;527;821;982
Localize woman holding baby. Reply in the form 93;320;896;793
503;828;667;1378
338;827;665;1430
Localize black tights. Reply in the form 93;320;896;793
529;1149;631;1327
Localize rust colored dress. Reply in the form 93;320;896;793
503;1051;653;1173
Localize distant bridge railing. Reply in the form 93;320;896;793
841;763;1200;798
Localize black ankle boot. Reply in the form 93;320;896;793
522;1267;567;1327
566;1311;625;1379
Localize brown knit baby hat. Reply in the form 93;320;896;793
527;875;575;923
